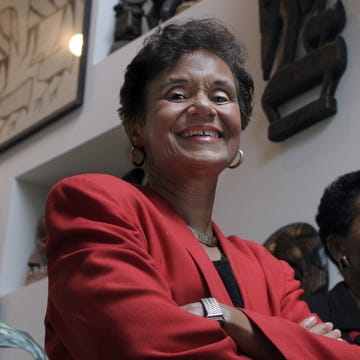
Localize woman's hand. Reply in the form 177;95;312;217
181;301;343;359
181;301;283;359
182;303;343;341
299;316;343;340
181;302;204;316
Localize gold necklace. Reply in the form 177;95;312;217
188;226;218;247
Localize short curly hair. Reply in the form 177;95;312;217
118;17;254;136
316;170;360;264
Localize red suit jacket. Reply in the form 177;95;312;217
45;174;360;359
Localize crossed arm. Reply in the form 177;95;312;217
181;301;342;360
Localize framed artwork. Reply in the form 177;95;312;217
0;0;91;152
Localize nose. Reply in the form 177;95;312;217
187;94;217;119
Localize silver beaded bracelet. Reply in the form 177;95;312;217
200;297;226;327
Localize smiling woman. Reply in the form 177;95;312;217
132;49;242;178
43;18;360;359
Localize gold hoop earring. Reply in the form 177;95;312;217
228;150;244;169
130;145;145;167
338;255;350;271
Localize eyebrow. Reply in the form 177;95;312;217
159;77;236;93
159;77;188;90
213;79;237;93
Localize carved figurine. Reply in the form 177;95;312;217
109;0;147;53
264;222;329;295
110;0;202;53
146;0;202;30
259;0;347;142
25;215;47;285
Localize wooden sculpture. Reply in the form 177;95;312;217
259;0;347;141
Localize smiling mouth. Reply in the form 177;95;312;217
178;129;222;138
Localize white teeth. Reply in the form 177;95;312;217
181;130;220;138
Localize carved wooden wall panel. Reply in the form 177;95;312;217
259;0;347;141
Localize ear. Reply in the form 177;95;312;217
126;123;143;146
326;234;346;262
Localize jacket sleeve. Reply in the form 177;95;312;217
45;175;249;360
241;255;360;360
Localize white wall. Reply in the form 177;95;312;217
0;0;359;357
213;0;360;288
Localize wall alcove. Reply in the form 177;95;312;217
2;125;132;296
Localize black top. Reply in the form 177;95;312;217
213;255;244;308
303;281;360;345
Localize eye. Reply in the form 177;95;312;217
166;90;187;101
211;90;230;103
212;94;229;103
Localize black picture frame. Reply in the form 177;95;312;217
0;0;91;152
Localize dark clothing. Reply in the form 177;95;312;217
213;255;244;308
304;281;360;345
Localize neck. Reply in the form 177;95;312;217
146;171;217;230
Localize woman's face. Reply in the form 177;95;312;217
345;213;360;285
135;50;241;178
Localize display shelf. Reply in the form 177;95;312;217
19;124;131;187
2;125;132;296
